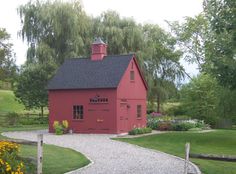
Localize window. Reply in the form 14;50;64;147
73;105;83;119
137;105;142;118
130;71;135;81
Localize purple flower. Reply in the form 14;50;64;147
151;112;162;117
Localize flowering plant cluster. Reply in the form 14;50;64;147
151;112;162;117
0;141;25;174
53;120;69;135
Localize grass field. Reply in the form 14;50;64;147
0;89;49;126
115;130;236;174
0;126;90;174
0;90;25;114
0;89;48;114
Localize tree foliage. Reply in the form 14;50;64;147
203;0;236;89
17;1;187;112
180;74;219;125
0;28;16;81
18;0;92;65
168;14;208;70
14;63;56;115
141;24;185;112
180;73;236;126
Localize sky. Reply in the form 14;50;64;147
0;0;203;77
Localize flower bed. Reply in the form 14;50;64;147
147;115;210;131
0;141;25;174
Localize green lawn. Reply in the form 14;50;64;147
0;89;49;126
0;89;48;114
0;90;25;113
0;126;90;174
115;130;236;174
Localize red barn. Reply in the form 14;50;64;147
47;38;148;134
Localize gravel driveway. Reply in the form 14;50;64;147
3;130;200;174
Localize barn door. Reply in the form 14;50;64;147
120;103;128;132
95;110;110;133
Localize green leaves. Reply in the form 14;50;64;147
18;0;92;65
0;28;16;81
14;63;56;111
204;0;236;89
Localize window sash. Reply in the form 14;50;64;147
73;105;84;119
137;105;142;118
130;71;135;80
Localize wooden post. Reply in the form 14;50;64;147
37;134;43;174
184;142;190;174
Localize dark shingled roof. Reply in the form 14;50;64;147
47;54;134;90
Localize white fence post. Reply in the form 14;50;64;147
184;142;190;174
37;134;43;174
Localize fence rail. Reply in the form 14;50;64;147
190;153;236;162
7;134;43;174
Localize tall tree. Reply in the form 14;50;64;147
180;74;219;126
18;0;92;65
142;24;185;112
92;11;144;55
168;14;209;71
0;28;16;82
203;0;236;89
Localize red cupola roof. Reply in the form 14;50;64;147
91;37;107;61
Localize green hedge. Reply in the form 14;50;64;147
128;127;152;135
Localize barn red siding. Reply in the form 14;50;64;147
48;89;117;134
116;57;147;133
48;56;147;134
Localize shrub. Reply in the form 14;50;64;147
53;121;63;135
20;116;48;125
62;120;69;129
195;120;205;128
158;122;172;131
54;124;63;135
0;141;25;174
53;120;69;135
128;127;152;135
147;115;159;130
172;122;195;131
5;112;19;125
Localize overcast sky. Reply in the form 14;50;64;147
0;0;203;77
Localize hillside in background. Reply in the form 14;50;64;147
0;90;25;114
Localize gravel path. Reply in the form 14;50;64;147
3;131;201;174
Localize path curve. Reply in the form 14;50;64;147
3;130;201;174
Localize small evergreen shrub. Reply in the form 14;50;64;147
128;127;152;135
172;122;195;131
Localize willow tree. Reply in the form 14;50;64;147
92;11;144;55
18;0;92;65
142;24;185;112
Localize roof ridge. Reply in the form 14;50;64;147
64;54;134;62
